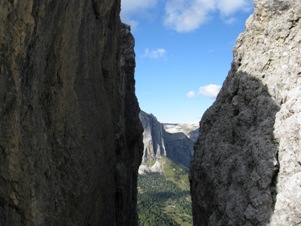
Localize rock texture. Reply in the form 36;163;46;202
164;131;194;167
0;1;143;226
139;111;166;162
139;111;197;168
190;0;301;225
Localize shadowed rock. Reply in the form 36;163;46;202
0;1;143;225
190;0;301;225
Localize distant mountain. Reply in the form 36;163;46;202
139;111;199;168
138;111;198;226
163;123;199;142
139;111;166;163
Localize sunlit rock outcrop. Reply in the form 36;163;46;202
139;111;197;168
190;0;301;225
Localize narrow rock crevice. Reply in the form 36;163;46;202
91;0;100;20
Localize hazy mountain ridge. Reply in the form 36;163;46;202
163;123;199;137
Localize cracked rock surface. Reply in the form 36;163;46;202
0;1;143;226
190;0;301;225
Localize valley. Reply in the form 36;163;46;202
138;157;192;226
138;111;198;226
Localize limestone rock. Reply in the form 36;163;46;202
164;131;194;167
139;111;166;162
190;0;301;225
164;123;199;138
149;160;163;174
139;111;197;167
187;128;199;143
0;1;143;226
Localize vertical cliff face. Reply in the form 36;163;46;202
139;111;195;167
190;0;301;225
139;111;166;163
0;1;143;226
164;131;194;167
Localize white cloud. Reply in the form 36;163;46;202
164;0;252;32
121;18;139;30
120;15;139;30
143;48;167;59
186;90;196;98
223;16;237;25
217;0;251;16
121;0;252;32
164;0;215;33
120;0;158;29
199;84;221;99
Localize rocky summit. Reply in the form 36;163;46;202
0;1;143;226
190;0;301;226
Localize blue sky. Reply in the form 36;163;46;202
121;0;254;123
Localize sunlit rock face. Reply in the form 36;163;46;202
139;111;167;163
139;111;198;168
190;0;301;225
0;1;143;225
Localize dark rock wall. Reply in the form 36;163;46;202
0;1;143;226
190;0;301;225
